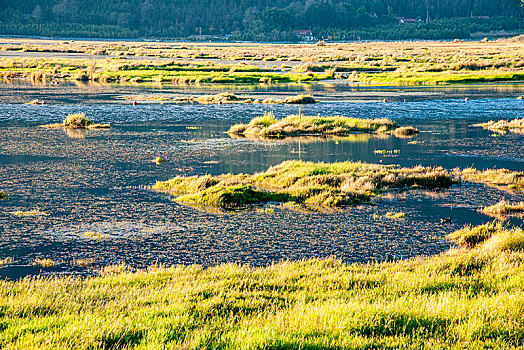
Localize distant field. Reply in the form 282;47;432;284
1;38;524;85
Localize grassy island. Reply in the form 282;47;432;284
474;118;524;134
41;113;110;129
1;222;524;348
154;160;453;209
458;167;524;191
480;200;524;218
228;113;419;139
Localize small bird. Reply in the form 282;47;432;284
440;217;452;224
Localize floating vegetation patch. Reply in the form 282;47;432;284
32;258;56;268
154;160;454;210
41;113;110;129
458;167;524;191
11;209;48;217
474;118;524;134
127;93;316;105
25;99;46;105
0;257;14;266
480;200;524;218
47;221;186;240
0;191;6;199
228;112;418;139
385;212;406;219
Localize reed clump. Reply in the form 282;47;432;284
228;112;417;138
459;167;524;191
474;118;524;134
154;160;454;209
480;200;524;217
448;221;524;252
41;113;110;129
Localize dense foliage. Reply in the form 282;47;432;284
0;0;523;40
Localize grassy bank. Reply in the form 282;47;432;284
2;39;524;86
0;57;330;85
1;223;524;348
154;160;453;209
228;113;418;138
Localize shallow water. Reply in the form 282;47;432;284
0;82;523;279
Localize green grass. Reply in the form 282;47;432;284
228;113;417;139
153;160;454;209
1;223;524;348
355;71;524;85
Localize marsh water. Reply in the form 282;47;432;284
1;80;524;279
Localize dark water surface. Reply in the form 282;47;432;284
1;83;523;279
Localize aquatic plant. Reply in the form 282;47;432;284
228;113;416;138
32;258;56;267
385;211;405;219
11;209;48;217
0;191;6;200
474;118;524;134
458;167;524;191
480;200;524;218
2;222;524;348
0;257;14;266
154;160;454;209
393;126;420;137
41;113;110;129
283;94;316;104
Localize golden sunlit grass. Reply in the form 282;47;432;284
474;118;524;134
154;160;454;209
228;112;417;138
41;113;110;129
32;258;56;268
458;167;524;191
480;200;524;218
1;222;524;348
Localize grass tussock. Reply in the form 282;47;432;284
448;221;524;252
32;258;56;268
3;222;524;348
480;200;524;218
228;112;417;139
474;118;524;134
154;160;454;209
0;191;6;200
41;113;110;129
385;211;405;219
459;167;524;191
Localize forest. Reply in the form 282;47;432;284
0;0;523;40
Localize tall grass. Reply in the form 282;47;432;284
1;223;524;348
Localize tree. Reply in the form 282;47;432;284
32;5;43;23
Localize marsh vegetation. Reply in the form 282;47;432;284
154;160;453;209
474;117;524;134
458;167;524;191
1;223;524;348
228;113;417;139
480;200;524;218
2;40;524;86
41;113;110;129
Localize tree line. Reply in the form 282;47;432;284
0;0;523;40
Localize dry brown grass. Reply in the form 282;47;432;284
480;200;524;218
459;167;524;191
474;118;524;134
